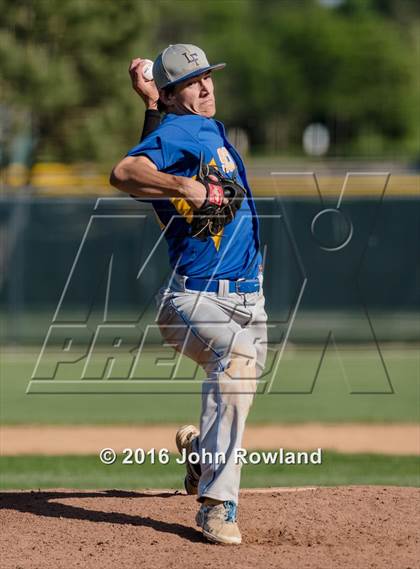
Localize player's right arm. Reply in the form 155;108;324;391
110;155;206;209
113;59;205;208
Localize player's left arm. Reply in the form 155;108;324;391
110;154;206;209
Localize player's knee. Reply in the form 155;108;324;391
226;344;257;378
226;353;256;379
220;348;257;401
255;340;267;380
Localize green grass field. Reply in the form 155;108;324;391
2;347;418;491
1;347;418;424
0;452;418;490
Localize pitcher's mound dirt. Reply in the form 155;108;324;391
1;486;418;569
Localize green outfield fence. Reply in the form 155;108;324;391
0;194;418;345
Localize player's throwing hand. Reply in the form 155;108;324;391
128;58;159;110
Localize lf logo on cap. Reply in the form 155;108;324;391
183;51;199;66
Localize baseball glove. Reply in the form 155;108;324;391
191;154;246;240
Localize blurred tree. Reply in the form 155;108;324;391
271;4;417;153
206;0;418;154
341;0;420;23
0;0;418;163
0;0;154;164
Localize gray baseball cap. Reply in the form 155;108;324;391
152;44;226;90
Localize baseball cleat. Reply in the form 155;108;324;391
196;500;242;545
175;424;201;495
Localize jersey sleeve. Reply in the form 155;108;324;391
126;133;165;170
126;126;201;175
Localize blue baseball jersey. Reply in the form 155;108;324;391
126;113;261;279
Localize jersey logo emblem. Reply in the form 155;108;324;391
217;147;236;174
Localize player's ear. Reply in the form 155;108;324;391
159;87;174;106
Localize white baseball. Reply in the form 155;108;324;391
142;59;154;81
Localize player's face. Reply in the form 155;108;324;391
169;72;216;117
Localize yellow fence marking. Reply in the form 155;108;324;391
2;163;419;197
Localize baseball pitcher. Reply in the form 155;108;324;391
110;44;268;545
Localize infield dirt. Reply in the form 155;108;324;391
1;486;418;568
2;423;419;455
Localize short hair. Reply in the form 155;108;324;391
157;84;176;113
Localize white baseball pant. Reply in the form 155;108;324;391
156;273;268;503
